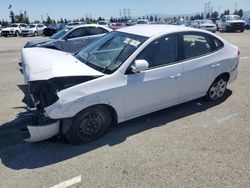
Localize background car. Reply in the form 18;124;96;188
136;19;149;24
217;15;245;32
192;20;216;32
66;22;85;27
21;24;47;36
22;25;239;144
97;20;111;28
24;24;112;53
43;23;64;36
111;23;125;30
245;19;250;29
1;23;28;37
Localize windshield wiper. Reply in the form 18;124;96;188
102;40;131;73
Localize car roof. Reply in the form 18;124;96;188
117;24;203;37
72;24;112;30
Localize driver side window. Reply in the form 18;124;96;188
136;34;178;68
67;27;87;39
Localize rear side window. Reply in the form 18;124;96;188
183;34;212;59
213;37;224;50
67;27;87;39
87;27;107;35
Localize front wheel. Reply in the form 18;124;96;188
65;106;112;145
15;31;20;37
206;77;228;101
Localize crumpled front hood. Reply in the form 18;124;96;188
24;38;54;48
22;48;104;82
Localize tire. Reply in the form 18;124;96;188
206;76;228;101
65;106;112;145
3;35;8;37
240;29;244;33
34;32;38;36
15;31;19;37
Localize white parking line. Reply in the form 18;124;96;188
50;175;81;188
240;56;249;60
217;113;240;124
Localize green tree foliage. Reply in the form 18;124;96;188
9;11;15;23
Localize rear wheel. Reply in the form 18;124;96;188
206;77;228;101
65;106;112;145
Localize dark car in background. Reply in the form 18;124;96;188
43;24;64;36
245;19;250;29
24;24;112;53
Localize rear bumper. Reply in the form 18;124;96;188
229;65;238;84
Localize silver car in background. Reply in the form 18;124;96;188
24;24;112;53
21;24;47;36
192;20;216;33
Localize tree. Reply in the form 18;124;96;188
206;13;210;19
154;15;158;22
149;15;153;22
239;9;243;18
211;11;219;19
9;11;15;23
23;11;29;24
46;15;53;24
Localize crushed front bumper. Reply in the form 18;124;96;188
22;111;60;142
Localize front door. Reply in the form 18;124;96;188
124;34;183;119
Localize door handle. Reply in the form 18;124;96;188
211;63;220;68
170;73;182;79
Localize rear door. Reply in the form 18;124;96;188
180;32;217;101
63;27;88;53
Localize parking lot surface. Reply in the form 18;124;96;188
0;31;250;187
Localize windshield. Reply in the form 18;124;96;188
10;24;18;27
75;31;148;74
50;27;73;39
29;25;35;28
227;15;241;20
48;24;58;29
201;20;213;24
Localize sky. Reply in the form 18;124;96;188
0;0;249;21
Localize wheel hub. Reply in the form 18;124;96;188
79;112;103;136
209;79;226;100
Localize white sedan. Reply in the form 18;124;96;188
21;25;239;144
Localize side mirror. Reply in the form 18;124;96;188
131;59;149;73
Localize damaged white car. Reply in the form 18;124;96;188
21;25;239;144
